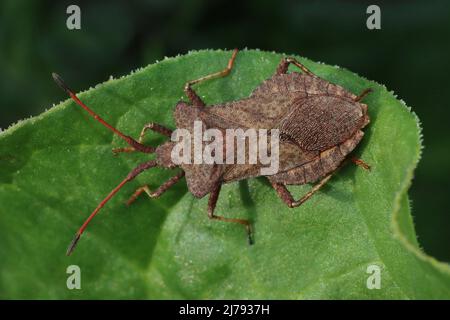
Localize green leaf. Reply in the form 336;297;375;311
0;49;449;299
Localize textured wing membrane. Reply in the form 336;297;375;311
269;130;364;185
280;95;364;151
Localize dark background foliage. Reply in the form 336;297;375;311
1;0;449;261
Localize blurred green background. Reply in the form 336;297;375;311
1;0;449;261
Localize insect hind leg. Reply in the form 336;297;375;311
351;157;371;170
184;49;238;106
271;171;335;208
271;154;370;208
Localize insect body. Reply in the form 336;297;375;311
52;49;371;255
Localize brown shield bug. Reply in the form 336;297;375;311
52;49;371;255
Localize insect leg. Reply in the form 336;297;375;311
113;122;173;155
354;88;373;102
270;182;296;208
126;171;185;205
270;171;335;208
351;157;371;170
285;156;370;206
184;49;238;106
276;57;314;76
208;183;253;244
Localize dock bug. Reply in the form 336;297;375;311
52;49;371;255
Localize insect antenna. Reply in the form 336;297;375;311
66;160;158;256
52;73;154;153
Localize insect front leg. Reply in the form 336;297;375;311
126;171;185;205
113;122;173;155
207;183;253;245
270;171;335;208
184;49;238;106
276;56;315;76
